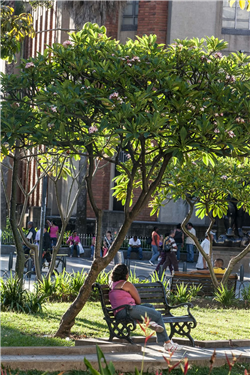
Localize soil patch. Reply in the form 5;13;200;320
190;297;249;309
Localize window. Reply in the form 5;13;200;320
121;1;139;31
222;0;250;35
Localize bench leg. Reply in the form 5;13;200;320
169;323;195;347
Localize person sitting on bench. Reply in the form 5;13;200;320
109;263;183;352
190;258;226;274
127;235;143;260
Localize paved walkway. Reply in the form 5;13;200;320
1;254;249;296
2;338;250;372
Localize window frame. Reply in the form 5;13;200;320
121;1;139;32
222;1;250;35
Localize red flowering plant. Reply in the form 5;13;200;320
136;313;156;375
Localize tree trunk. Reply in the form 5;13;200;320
55;213;133;337
75;156;87;234
10;152;25;279
1;158;9;229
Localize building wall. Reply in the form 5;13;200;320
169;1;250;54
137;0;168;44
169;1;219;42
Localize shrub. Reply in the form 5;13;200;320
241;284;250;303
214;284;236;307
0;273;46;313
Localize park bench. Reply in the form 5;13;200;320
93;281;197;346
170;271;238;297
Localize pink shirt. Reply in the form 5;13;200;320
67;235;80;245
49;226;58;238
109;280;135;314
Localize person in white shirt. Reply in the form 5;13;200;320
127;236;143;260
196;233;210;270
35;229;41;245
186;222;196;263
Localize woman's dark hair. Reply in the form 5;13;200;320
110;264;128;282
176;224;181;230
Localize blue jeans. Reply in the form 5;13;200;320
91;245;95;258
51;237;57;247
149;245;159;264
127;246;143;260
176;243;182;261
116;303;169;344
186;244;194;262
70;244;80;256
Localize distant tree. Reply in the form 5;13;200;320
1;144;87;280
1;23;250;337
151;157;250;289
0;4;35;62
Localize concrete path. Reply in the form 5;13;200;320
2;338;250;372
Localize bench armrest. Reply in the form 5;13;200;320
168;302;194;318
169;302;193;310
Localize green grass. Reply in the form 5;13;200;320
1;302;249;347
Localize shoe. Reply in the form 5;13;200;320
164;341;183;352
149;260;154;266
70;255;72;258
78;255;80;258
149;321;164;333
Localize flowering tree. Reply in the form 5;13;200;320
150;157;250;288
1;23;250;337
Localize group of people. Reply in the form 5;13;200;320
147;223;203;274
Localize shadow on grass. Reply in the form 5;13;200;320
1;324;72;347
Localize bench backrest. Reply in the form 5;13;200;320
95;281;170;320
171;272;238;296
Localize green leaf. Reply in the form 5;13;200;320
180;127;187;144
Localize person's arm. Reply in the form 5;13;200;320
66;236;71;245
123;281;141;305
135;239;141;248
182;232;184;247
203;257;207;269
47;220;52;227
75;236;80;245
153;233;159;247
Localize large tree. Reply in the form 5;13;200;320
1;23;250;337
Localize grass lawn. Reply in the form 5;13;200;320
1;301;249;347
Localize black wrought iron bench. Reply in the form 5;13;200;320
93;281;197;346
